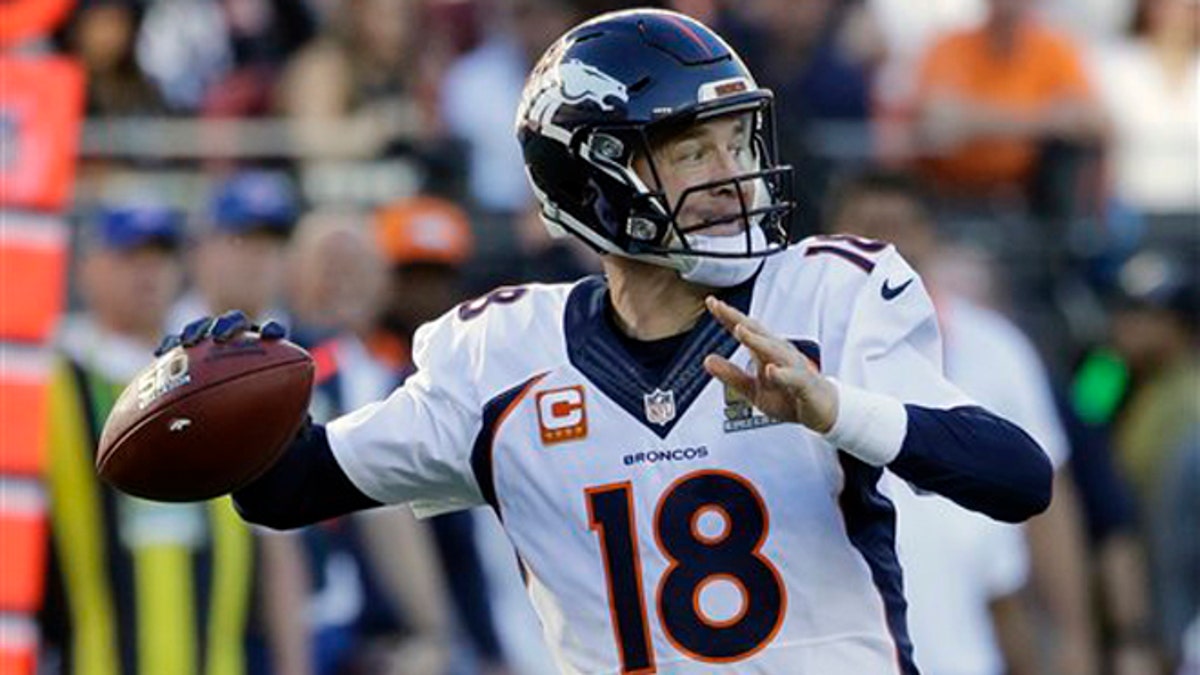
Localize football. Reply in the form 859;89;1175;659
97;335;314;502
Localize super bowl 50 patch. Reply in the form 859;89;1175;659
722;383;783;433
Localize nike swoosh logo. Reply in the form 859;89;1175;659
881;278;914;301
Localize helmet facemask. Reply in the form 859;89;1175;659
576;97;794;280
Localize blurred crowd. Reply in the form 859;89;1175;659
24;0;1199;674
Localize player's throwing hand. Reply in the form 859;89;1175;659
703;295;839;433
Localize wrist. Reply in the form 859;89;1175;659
822;379;907;466
803;374;839;434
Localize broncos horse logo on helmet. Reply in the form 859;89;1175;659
524;56;630;136
516;8;795;282
559;59;628;111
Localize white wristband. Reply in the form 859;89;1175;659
822;379;908;466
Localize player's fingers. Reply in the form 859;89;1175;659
707;296;771;336
705;296;739;334
734;324;800;369
259;320;287;340
154;333;182;357
180;316;215;347
764;363;815;395
212;310;251;343
704;354;756;398
766;364;837;433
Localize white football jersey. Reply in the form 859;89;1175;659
328;236;975;674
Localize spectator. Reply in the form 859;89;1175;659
287;209;386;349
438;0;581;241
1151;425;1200;672
135;0;234;112
870;0;986;86
721;0;882;221
887;474;1036;675
58;0;166;115
1108;250;1200;666
827;170;1103;675
278;0;436;159
1110;250;1200;498
730;0;880;123
1058;388;1160;674
169;169;298;331
202;0;316;117
504;201;599;286
374;196;475;349
1094;0;1199;218
911;0;1106;198
285;210;452;675
1039;0;1136;45
42;205;309;675
374;196;527;675
868;0;985;158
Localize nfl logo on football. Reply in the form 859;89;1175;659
643;389;676;426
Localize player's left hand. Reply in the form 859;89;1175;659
703;296;838;434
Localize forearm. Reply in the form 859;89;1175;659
1098;533;1156;649
990;592;1040;675
233;420;382;529
356;506;451;640
957;104;1042;140
916;97;1037;151
1026;474;1099;675
890;405;1053;522
918;95;1105;150
259;533;313;675
827;383;1053;522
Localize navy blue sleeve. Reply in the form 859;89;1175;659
888;405;1053;523
233;420;383;529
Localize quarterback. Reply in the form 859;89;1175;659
180;9;1053;674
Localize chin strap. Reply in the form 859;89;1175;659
676;226;768;288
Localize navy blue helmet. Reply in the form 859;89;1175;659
516;9;795;271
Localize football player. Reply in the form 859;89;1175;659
169;9;1052;674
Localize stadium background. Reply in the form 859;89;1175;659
1;0;1195;673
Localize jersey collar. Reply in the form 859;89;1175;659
563;274;755;438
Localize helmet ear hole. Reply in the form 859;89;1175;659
589;133;627;163
626;217;659;243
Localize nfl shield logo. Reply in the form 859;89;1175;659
643;388;676;426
